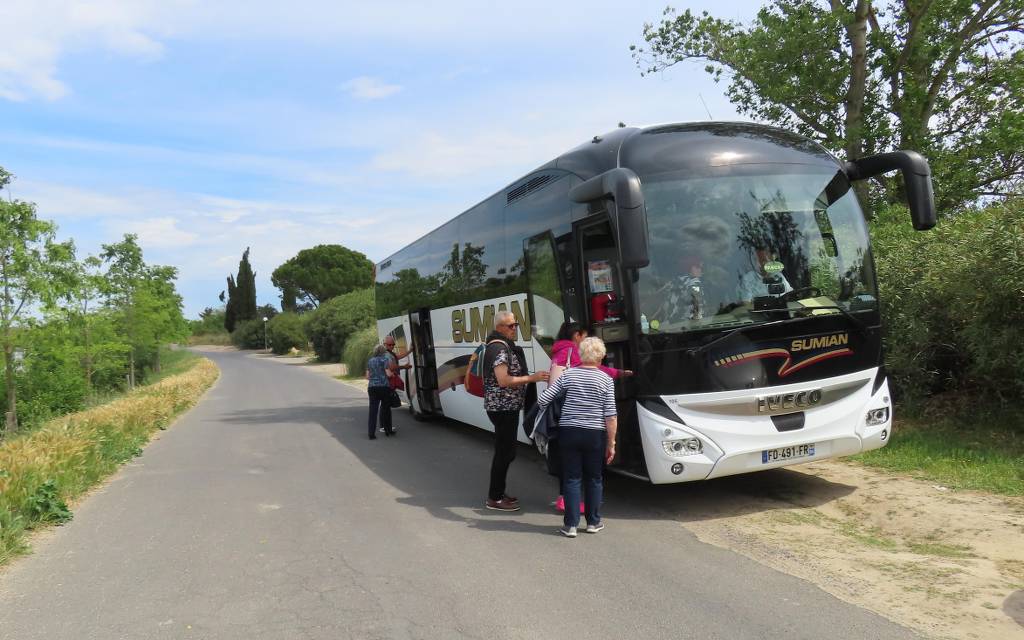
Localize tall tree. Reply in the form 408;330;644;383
64;255;126;394
235;247;257;323
271;244;374;309
224;247;257;331
100;234;147;389
100;235;186;385
135;265;188;373
632;0;1024;210
224;274;238;332
0;168;76;433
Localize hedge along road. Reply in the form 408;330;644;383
0;349;920;640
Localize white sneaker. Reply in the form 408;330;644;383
586;523;604;534
558;526;577;538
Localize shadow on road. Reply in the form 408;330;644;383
218;402;856;532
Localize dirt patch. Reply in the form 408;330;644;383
189;345;238;352
682;460;1024;639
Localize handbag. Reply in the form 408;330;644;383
388;388;402;408
388;371;405;391
548;347;572;386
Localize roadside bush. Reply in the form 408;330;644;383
305;287;374;362
188;309;227;336
267;312;306;355
230;318;266;350
871;199;1024;404
342;326;379;378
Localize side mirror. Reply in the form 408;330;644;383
569;168;650;269
845;151;936;231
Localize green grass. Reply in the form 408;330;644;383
146;347;201;385
187;332;232;346
854;409;1024;496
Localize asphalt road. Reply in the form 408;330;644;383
0;350;921;640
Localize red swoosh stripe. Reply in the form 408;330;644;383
715;347;853;377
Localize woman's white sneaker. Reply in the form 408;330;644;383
558;526;577;538
585;523;604;534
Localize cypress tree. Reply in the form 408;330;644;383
236;248;257;322
224;275;238;332
224;248;258;332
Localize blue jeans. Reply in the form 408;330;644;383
559;427;606;528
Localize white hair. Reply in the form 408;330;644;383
371;344;388;357
494;310;515;329
578;337;606;364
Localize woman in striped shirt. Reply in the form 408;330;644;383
537;337;618;538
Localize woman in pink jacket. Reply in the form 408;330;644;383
548;321;632;513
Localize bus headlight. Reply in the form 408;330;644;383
865;407;890;426
662;438;703;457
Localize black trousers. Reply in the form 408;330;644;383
487;410;520;501
368;386;393;436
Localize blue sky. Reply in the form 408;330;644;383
1;1;761;318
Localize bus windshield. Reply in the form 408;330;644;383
636;165;877;335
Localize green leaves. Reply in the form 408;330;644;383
634;0;1024;209
25;480;72;526
872;199;1024;401
271;244;374;309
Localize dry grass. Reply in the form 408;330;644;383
0;358;219;565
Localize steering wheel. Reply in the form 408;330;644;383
782;286;822;302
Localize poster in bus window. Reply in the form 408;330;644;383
588;260;613;293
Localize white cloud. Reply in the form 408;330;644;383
120;216;199;248
341;76;402;100
1;0;179;101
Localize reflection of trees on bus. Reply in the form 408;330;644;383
442;243;487;296
376;242;530;318
735;206;808;294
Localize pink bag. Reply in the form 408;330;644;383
548;347;572;386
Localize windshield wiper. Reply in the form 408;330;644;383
748;304;868;334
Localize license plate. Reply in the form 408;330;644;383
762;443;815;464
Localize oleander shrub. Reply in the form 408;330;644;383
305;287;374;362
871;199;1024;404
342;326;380;378
267;312;306;355
230;318;266;350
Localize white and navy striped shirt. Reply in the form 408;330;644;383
537;366;616;430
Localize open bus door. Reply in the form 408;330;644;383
407;307;439;419
573;215;646;476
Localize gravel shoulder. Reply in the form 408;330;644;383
682;460;1024;640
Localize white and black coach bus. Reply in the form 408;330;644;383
374;122;935;484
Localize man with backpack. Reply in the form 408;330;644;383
483;310;548;511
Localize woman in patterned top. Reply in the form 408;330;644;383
537;336;618;538
365;344;396;439
482;310;549;511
